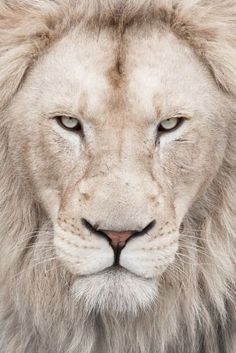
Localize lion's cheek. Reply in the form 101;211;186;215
54;228;114;276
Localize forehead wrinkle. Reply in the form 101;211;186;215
154;94;163;121
77;91;88;120
106;24;126;89
105;29;128;125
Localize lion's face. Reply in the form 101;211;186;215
7;26;228;311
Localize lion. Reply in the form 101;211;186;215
0;0;235;352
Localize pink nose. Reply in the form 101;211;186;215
104;231;133;248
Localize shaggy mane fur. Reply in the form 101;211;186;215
0;1;236;352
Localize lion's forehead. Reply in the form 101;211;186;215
24;25;217;126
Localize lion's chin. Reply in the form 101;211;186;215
71;267;158;315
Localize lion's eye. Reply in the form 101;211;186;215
158;118;182;132
56;116;82;132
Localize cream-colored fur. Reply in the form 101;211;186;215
0;1;236;352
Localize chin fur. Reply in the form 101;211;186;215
71;268;158;315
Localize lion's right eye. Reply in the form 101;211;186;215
56;116;83;132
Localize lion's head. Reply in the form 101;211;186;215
0;1;236;353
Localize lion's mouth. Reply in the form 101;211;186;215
112;246;124;266
73;264;138;279
82;218;157;267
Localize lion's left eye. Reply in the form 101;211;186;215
158;118;182;132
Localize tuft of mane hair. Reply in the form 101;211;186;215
0;1;236;353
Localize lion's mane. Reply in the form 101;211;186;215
0;1;236;352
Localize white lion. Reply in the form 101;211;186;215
0;1;235;352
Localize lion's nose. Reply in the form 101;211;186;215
103;231;133;248
82;218;156;250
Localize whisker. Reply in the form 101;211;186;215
12;255;58;281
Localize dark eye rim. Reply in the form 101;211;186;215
55;115;84;134
158;117;184;133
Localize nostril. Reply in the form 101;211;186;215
124;220;156;245
133;220;156;238
81;218;105;237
